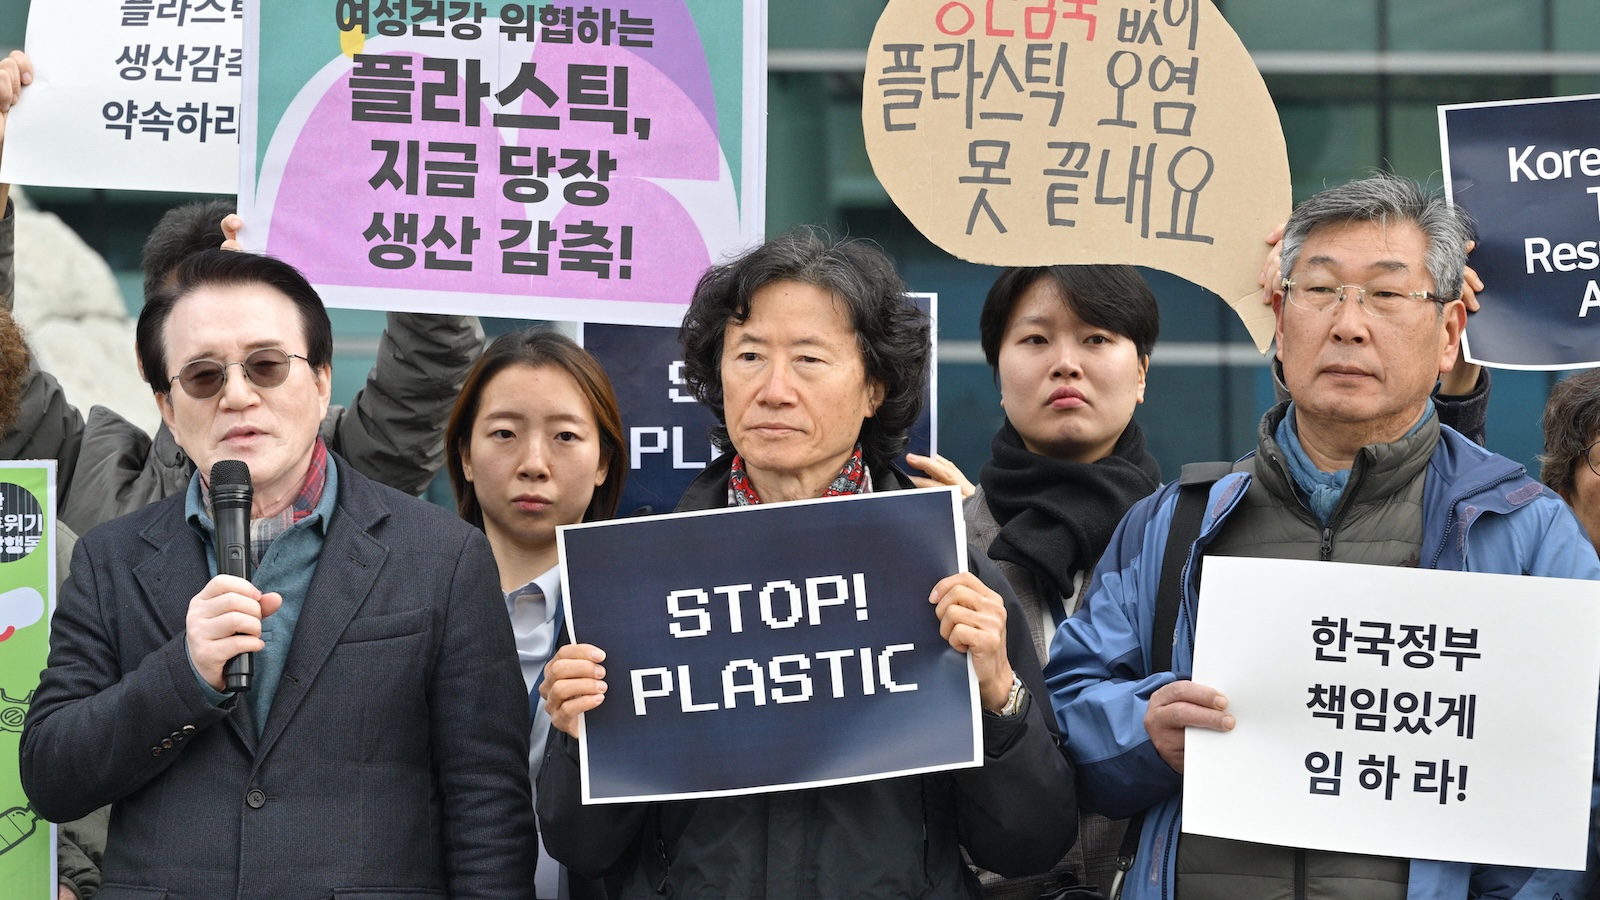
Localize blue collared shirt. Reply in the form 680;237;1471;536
183;460;339;734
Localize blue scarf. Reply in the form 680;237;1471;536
1276;404;1431;525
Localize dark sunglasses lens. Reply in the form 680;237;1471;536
178;362;225;399
244;350;291;387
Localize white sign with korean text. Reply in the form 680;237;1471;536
1185;556;1600;870
1;0;242;193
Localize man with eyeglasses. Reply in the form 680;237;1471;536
19;249;538;899
1045;172;1600;900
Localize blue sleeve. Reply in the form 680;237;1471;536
1471;497;1600;899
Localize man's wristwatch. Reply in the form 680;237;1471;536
998;673;1027;717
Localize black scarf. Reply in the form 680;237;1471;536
980;419;1162;601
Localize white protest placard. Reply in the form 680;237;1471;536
1184;556;1600;870
239;0;765;324
862;0;1290;351
1;1;242;193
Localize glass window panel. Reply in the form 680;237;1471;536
1554;75;1600;95
1554;0;1600;50
1266;74;1384;203
1386;103;1446;184
1280;103;1380;203
1388;0;1545;52
1222;0;1378;51
0;0;25;49
770;0;885;50
1388;73;1553;106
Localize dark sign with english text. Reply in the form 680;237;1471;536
557;487;978;803
1442;94;1600;369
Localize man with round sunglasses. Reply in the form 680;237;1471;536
20;249;538;899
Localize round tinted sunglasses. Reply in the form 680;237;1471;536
170;348;310;400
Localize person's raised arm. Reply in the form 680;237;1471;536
0;51;34;307
324;309;483;495
0;50;33;219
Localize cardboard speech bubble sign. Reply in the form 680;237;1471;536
863;0;1290;350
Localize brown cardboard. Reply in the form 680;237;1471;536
864;0;1290;350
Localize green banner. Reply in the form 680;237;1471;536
0;462;56;899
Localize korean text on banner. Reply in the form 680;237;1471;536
1185;556;1600;870
0;461;57;900
239;1;766;325
1;1;241;193
557;487;980;804
862;0;1290;351
1441;94;1600;370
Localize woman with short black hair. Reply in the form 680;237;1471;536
966;264;1162;897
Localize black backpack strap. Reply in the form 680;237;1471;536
1112;461;1234;898
1151;461;1234;675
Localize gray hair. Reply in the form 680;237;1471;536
1540;369;1600;498
1280;172;1474;303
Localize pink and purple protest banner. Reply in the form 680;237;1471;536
239;1;765;325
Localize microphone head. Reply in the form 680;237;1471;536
210;460;253;507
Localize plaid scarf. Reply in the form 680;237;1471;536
201;437;330;567
728;444;870;506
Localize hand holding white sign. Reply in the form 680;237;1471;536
1144;679;1234;774
1185;556;1600;870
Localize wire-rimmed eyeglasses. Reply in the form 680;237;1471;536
1282;278;1448;318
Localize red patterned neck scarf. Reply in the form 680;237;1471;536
728;445;870;506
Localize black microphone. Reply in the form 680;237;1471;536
210;460;254;692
